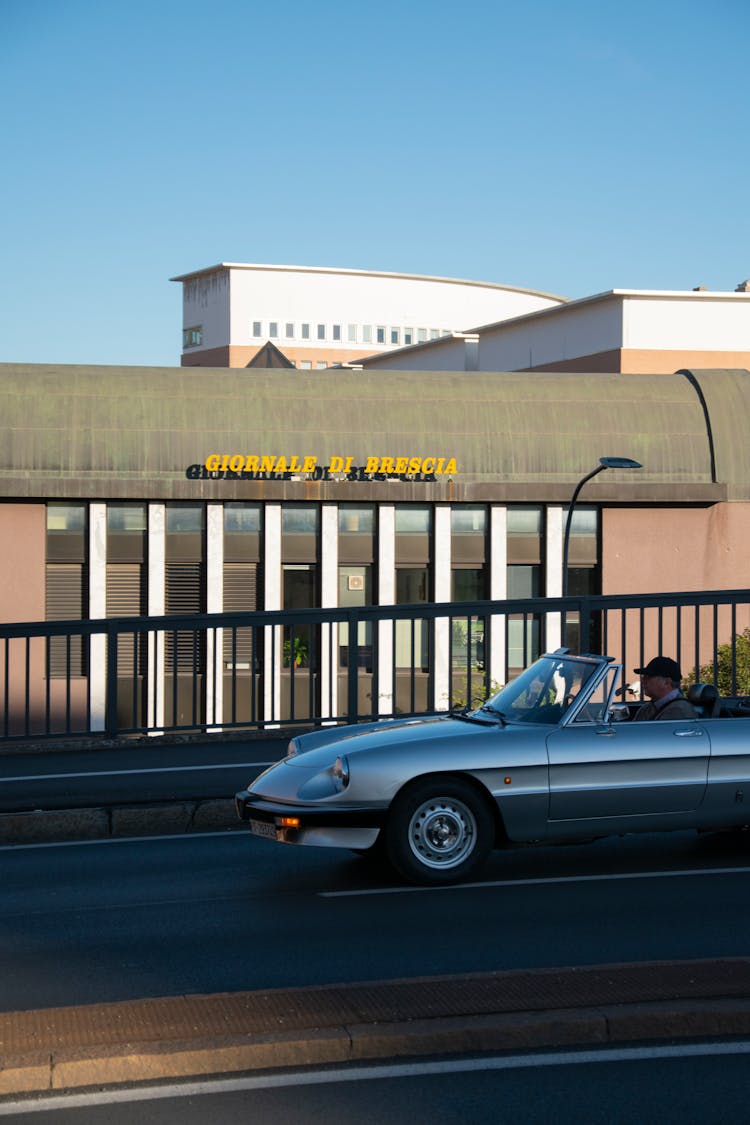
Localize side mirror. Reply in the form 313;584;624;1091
607;704;630;724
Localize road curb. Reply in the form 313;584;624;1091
2;961;750;1097
0;800;238;844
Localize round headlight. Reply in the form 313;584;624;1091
332;755;350;791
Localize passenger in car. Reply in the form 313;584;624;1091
632;657;698;720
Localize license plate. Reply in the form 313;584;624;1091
249;818;278;840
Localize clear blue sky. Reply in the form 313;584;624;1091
2;0;748;367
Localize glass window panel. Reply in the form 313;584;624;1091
332;324;341;341
107;504;147;532
390;328;400;345
396;568;428;603
269;321;278;338
224;503;261;533
286;322;294;338
404;328;413;344
567;506;598;536
507;506;542;535
451;568;485;601
348;324;358;342
47;503;86;531
362;325;372;343
376;326;386;344
507;564;541;598
301;323;310;339
339;505;375;534
451;506;486;534
300;360;312;369
166;504;204;533
317;324;326;340
395;506;431;534
283;564;316;609
252;320;262;337
282;505;318;534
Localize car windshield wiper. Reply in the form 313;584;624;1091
478;704;507;725
449;707;491;726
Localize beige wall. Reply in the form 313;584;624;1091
0;503;45;623
528;348;750;374
602;504;750;676
603;505;750;594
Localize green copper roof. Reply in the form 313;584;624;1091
0;363;745;502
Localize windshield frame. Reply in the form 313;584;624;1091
473;654;609;726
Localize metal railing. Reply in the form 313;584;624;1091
1;589;749;742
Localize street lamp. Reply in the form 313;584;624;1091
562;456;642;598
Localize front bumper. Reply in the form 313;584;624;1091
235;789;386;850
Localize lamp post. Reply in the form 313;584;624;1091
562;456;642;598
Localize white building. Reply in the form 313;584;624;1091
171;262;566;369
355;285;750;375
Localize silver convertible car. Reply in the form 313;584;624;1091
235;650;750;885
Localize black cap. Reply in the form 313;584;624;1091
634;656;682;681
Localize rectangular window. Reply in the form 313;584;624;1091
301;323;310;339
317;324;326;340
107;504;147;532
183;326;203;348
282;505;319;535
395;506;431;534
269;321;278;338
362;325;372;344
348;324;358;342
395;568;429;671
390;328;400;345
285;322;294;338
300;360;312;370
339;505;375;534
451;506;486;535
332;324;341;341
224;503;261;533
430;329;440;340
316;361;327;369
417;328;427;343
166;505;204;533
338;565;373;670
404;328;413;345
252;320;262;337
376;326;386;344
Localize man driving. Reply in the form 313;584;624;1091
632;656;697;721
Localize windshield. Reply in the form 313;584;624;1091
474;655;600;725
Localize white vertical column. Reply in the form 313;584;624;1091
88;504;107;731
546;505;563;652
320;504;338;721
264;504;282;724
490;506;508;688
377;505;395;716
206;503;224;729
433;505;451;711
147;503;166;733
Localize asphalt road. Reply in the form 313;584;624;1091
4;1043;750;1123
0;736;287;813
3;823;750;1014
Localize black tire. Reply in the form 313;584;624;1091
384;777;494;885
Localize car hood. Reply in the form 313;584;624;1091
285;712;497;771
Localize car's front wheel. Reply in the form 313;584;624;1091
385;777;495;885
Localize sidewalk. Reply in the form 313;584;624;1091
2;959;750;1096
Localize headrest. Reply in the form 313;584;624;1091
687;682;719;706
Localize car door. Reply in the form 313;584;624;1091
546;700;710;824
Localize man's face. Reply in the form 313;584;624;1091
641;673;673;701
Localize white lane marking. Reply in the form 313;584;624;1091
2;1040;750;1114
0;762;274;783
320;865;750;896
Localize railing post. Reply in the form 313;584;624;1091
347;609;359;725
105;627;119;737
579;597;591;653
